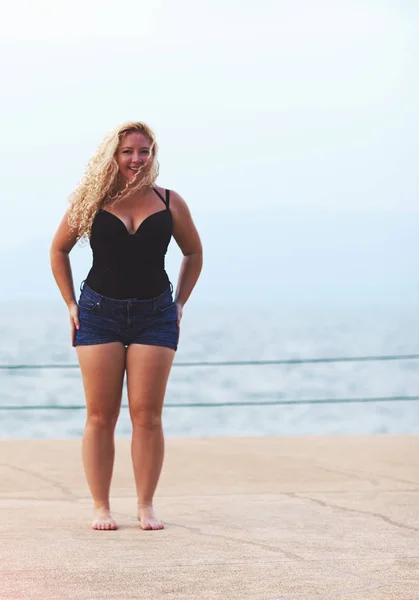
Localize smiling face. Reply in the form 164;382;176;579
116;131;153;183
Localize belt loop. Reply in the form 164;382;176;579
169;281;173;295
80;280;85;292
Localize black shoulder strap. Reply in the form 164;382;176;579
165;189;170;208
152;187;167;206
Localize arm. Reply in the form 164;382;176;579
50;211;80;344
170;191;203;315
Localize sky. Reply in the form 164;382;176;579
1;0;418;305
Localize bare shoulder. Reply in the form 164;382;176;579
153;186;188;212
164;188;202;255
166;189;189;213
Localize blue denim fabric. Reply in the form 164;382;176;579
73;282;179;350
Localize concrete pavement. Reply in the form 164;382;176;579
1;435;418;599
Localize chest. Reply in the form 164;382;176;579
91;209;173;252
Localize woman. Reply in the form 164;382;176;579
50;121;203;531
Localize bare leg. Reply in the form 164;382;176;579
77;342;126;530
126;344;175;530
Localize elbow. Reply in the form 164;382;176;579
49;245;69;268
185;249;203;261
49;245;60;260
190;250;203;272
184;242;203;259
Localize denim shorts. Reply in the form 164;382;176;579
73;282;179;350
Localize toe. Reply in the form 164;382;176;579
92;519;118;531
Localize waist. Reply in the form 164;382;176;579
80;281;174;311
85;264;170;300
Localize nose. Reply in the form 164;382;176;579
132;151;145;163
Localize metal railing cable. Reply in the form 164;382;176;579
1;352;419;370
0;395;419;411
1;353;418;410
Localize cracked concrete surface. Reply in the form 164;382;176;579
0;436;418;599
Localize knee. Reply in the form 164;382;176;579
131;409;162;431
87;412;119;429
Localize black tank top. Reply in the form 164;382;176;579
84;188;173;299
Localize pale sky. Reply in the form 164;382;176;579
1;0;418;304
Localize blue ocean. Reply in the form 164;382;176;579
1;300;418;439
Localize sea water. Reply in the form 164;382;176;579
0;301;418;439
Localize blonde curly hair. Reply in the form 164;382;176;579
68;121;159;241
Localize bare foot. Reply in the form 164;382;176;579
138;504;164;530
91;506;118;531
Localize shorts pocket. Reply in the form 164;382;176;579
78;296;101;312
157;300;176;314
